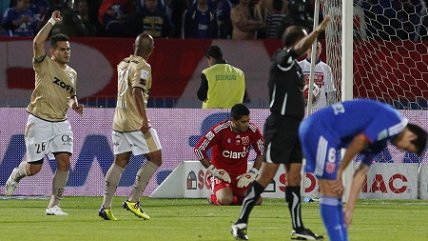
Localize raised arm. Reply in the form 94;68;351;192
33;10;62;60
293;16;331;57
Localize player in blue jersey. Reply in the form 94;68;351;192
298;99;427;241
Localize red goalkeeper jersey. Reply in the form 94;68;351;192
194;120;264;176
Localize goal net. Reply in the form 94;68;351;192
321;0;428;164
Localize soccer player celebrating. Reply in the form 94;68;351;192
194;104;264;205
98;33;162;221
4;10;84;215
231;17;331;241
299;99;427;241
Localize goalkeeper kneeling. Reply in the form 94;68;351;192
194;104;264;205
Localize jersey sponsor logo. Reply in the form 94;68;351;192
53;77;74;94
124;59;140;64
222;148;248;159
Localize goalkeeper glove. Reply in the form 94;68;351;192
207;165;231;183
236;168;259;188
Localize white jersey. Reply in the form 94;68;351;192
298;59;336;110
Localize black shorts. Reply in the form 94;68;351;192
263;114;303;164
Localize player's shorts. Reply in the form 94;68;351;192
208;174;248;205
263;114;303;164
112;128;162;155
299;117;341;180
25;114;73;163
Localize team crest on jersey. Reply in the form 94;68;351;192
326;162;336;174
241;136;249;145
205;131;215;141
141;70;149;80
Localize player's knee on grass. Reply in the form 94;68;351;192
216;194;234;205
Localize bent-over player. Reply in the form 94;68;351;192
299;99;427;241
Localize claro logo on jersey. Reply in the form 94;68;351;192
222;148;248;159
362;173;408;193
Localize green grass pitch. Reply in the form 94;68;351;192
0;197;427;241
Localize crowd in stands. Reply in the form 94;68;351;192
0;0;427;39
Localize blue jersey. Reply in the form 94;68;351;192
299;99;408;178
309;99;407;149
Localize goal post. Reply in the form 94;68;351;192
319;0;428;200
307;0;355;202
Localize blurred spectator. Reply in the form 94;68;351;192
87;0;103;31
208;0;233;39
49;0;88;36
265;0;285;38
165;0;189;37
75;0;98;36
230;0;265;39
0;0;11;35
2;0;36;36
138;0;166;11
0;1;12;18
254;0;274;22
183;0;218;38
137;0;174;37
98;0;137;37
30;0;50;33
275;0;312;38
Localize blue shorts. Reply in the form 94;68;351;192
299;117;341;180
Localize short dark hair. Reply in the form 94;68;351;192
273;0;283;11
231;104;250;121
50;33;70;48
407;123;428;156
205;45;223;60
282;25;307;47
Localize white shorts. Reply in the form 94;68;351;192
25;115;73;162
112;128;162;155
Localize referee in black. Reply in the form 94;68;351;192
231;16;331;240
